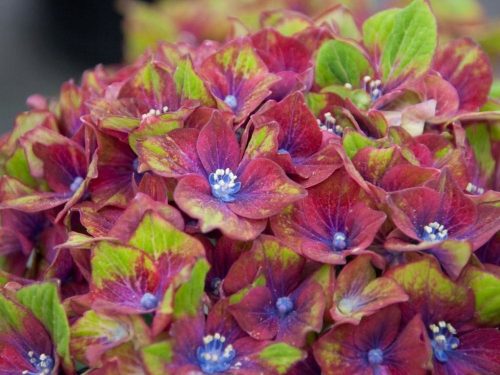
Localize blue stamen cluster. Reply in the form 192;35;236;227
196;333;236;374
317;112;343;136
224;95;238;110
22;351;54;375
422;222;448;242
276;296;294;317
429;321;460;363
209;168;241;202
332;231;348;251
367;348;384;366
140;292;159;310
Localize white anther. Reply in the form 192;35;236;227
363;75;372;83
344;83;353;90
203;335;214;344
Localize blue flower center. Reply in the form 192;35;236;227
276;296;294;317
69;176;84;193
224;95;238;110
209;168;241;202
367;348;384;366
140;292;158;310
429;321;460;363
317;112;343;136
22;351;54;375
196;333;236;374
332;231;348;251
422;222;448;242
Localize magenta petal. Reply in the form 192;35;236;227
380;164;440;192
196;111;240;173
253;92;322;158
271;169;384;264
387;186;476;242
411;73;460;120
174;175;266;240
229;286;279;341
137;128;204;178
0;192;69;213
230;158;306;220
384;314;432;374
433;38;493;111
292;143;343;187
279;281;325;347
435;329;500;375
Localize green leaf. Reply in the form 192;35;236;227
461;267;500;326
259;343;304;374
380;0;437;85
173;259;210;318
16;282;73;371
174;57;215;106
342;130;376;158
315;40;373;88
128;211;204;260
363;8;400;58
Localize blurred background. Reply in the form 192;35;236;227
1;0;499;133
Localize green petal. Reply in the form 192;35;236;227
259;342;305;374
128;211;204;260
17;282;73;372
461;266;500;326
173;258;210;318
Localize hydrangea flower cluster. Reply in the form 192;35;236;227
1;1;500;374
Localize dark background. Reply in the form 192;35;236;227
0;0;499;133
